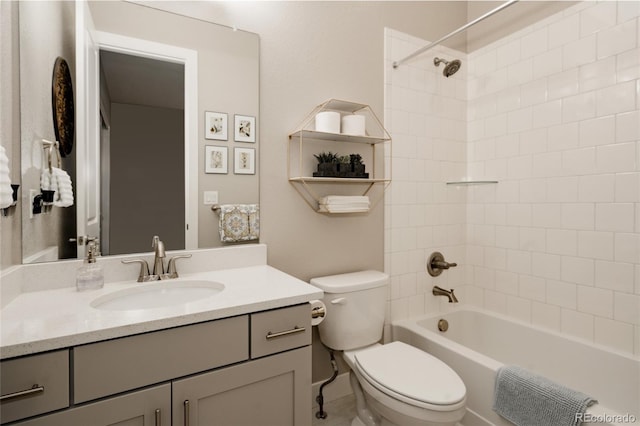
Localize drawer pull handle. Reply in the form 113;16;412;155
266;326;306;339
184;399;190;426
0;384;44;402
155;408;161;426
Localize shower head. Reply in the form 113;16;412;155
434;57;462;78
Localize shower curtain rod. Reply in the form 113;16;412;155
393;0;519;69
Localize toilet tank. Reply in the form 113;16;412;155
311;270;388;351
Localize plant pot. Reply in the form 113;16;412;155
338;163;352;177
313;162;339;177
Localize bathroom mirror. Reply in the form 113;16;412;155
19;1;260;264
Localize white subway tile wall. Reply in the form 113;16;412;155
385;1;639;355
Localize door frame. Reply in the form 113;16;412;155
94;30;199;249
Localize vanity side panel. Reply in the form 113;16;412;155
0;350;69;424
73;315;248;403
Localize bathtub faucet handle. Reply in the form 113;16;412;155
427;252;458;277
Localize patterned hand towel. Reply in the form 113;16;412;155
493;365;596;426
219;204;259;243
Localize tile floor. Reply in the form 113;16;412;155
312;394;356;426
311;395;466;426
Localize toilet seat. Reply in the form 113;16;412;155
354;342;466;411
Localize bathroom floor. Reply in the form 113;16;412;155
312;394;356;426
311;395;466;426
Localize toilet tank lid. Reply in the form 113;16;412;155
310;270;389;293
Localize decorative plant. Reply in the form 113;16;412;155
350;153;363;165
313;151;339;164
339;155;351;164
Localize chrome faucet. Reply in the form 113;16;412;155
151;235;166;277
432;286;459;303
122;235;192;282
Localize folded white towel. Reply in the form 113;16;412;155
319;195;370;205
318;204;370;213
0;145;13;208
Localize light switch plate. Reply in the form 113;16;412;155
203;191;218;205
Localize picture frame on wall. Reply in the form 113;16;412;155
234;114;256;143
234;147;255;175
205;145;228;174
205;111;228;140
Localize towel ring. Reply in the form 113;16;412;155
211;204;221;213
42;139;62;173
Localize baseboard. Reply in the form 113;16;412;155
311;372;352;409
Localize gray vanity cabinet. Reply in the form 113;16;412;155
14;384;170;426
173;346;311;426
3;304;312;426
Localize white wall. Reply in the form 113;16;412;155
466;1;640;355
384;29;469;338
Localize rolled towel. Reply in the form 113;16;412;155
493;365;597;426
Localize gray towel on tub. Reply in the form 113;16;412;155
493;365;596;426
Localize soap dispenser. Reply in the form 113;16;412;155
76;240;104;291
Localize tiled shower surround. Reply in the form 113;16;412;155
384;1;639;355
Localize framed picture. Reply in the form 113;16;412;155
205;111;228;140
234;114;256;143
205;146;228;174
234;147;255;175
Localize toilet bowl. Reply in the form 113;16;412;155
344;343;466;426
311;271;467;426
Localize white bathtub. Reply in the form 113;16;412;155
392;308;639;426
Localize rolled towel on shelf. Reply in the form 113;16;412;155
493;365;597;426
217;204;259;243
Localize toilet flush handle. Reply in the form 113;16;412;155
330;297;347;305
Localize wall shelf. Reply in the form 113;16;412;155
287;99;392;214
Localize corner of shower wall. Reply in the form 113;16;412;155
383;27;470;331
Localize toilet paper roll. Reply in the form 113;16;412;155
310;299;326;326
315;111;341;134
341;114;366;136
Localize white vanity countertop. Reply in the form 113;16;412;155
0;265;323;359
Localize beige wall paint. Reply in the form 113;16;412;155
0;1;21;269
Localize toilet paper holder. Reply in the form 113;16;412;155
312;305;325;319
310;299;327;326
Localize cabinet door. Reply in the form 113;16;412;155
15;384;170;426
173;346;311;426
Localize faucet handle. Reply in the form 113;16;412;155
166;254;192;279
122;259;151;282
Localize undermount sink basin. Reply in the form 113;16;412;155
91;280;225;311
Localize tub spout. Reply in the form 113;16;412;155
433;285;459;303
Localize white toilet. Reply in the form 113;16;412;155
311;270;466;426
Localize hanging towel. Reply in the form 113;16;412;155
218;204;259;242
0;146;13;209
493;365;597;426
52;167;74;207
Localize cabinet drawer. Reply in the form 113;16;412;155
251;304;311;358
74;315;248;403
0;350;69;424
